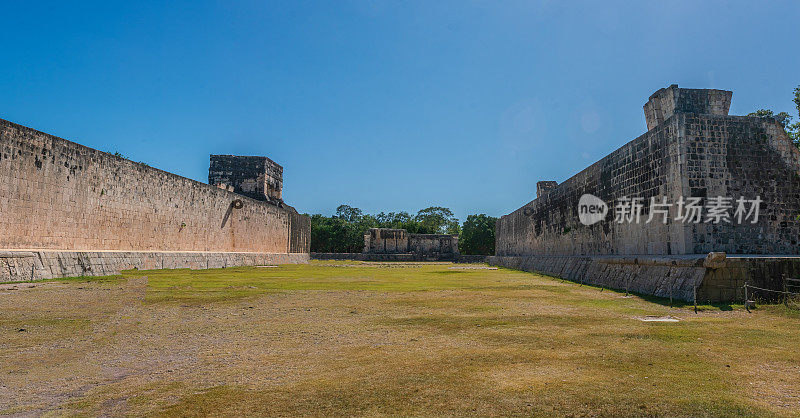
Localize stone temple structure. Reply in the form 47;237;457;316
313;228;470;262
490;85;800;302
0;118;310;281
362;228;459;260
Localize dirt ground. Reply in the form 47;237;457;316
1;261;798;416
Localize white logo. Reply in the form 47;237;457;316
578;194;608;225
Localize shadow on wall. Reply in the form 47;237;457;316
221;199;244;228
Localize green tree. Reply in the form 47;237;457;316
458;214;497;255
376;211;413;229
414;206;459;234
309;205;462;253
335;204;363;222
310;206;379;253
748;84;800;148
747;109;792;128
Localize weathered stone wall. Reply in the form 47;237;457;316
288;211;311;254
496;86;800;258
496;116;684;256
408;234;459;258
489;255;706;301
0;118;309;255
700;256;800;302
493;85;800;302
312;252;485;263
362;228;460;260
363;229;408;254
488;254;800;303
1;250;309;282
536;181;558;198
680;114;800;254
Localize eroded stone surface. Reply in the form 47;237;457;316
0;118;310;280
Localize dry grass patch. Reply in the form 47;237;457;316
0;260;798;416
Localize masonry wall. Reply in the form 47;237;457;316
679;115;800;254
0;118;308;254
496;118;684;256
363;229;408;254
496;114;800;257
408;234;459;258
289;211;311;254
488;254;800;303
1;250;309;282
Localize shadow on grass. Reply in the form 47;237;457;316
493;266;740;312
633;291;735;311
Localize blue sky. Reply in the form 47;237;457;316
2;1;799;221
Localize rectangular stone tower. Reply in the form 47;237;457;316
643;84;732;130
209;155;283;205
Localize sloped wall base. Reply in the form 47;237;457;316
0;250;309;282
487;255;800;303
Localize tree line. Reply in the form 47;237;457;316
307;205;497;255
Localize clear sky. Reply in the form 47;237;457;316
2;1;799;221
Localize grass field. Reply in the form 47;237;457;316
1;261;799;416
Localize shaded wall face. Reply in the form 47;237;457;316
288;212;311;254
264;159;283;202
681;115;800;254
496;118;683;256
364;229;408;253
536;181;558;198
408;235;459;256
362;230;460;256
496;114;800;256
208;155;283;204
0;119;308;253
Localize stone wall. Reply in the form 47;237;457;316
312;252;485;263
536;181;558;198
363;228;408;253
362;228;460;260
489;255;706;302
680;114;800;253
496;86;800;258
496;116;683;256
288;211;311;254
488;254;800;303
408;234;459;259
1;250;309;282
493;85;800;302
0;117;309;280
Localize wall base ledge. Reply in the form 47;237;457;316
488;254;800;303
0;250;309;282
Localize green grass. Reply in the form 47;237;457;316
123;261;551;304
